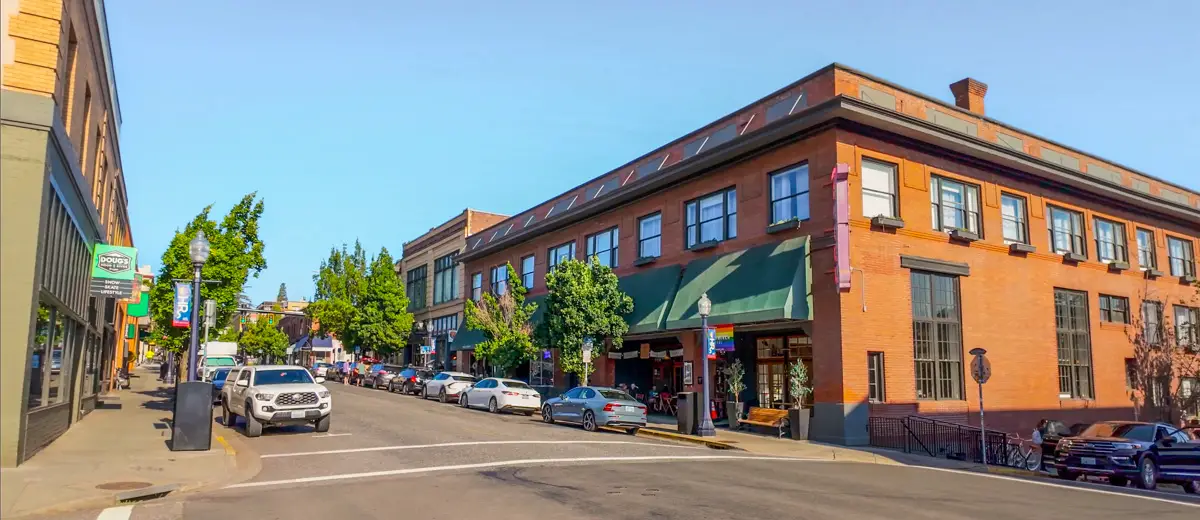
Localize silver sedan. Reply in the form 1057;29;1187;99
541;386;647;434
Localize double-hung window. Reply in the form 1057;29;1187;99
638;213;661;259
490;265;507;295
547;241;575;273
685;188;737;248
432;252;458;305
470;272;482;301
1167;236;1196;277
1048;206;1086;256
1000;194;1029;244
1092;218;1127;264
769;164;810;223
861;159;898;218
1136;228;1157;270
520;255;535;290
867;352;886;403
586;227;619;268
1098;295;1129;324
1142;301;1163;346
406;265;427;311
930;176;981;234
1175;305;1199;349
1055;289;1094;399
911;271;963;400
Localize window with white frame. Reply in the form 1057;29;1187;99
770;164;810;223
685;188;737;248
861;159;898;219
930;176;981;234
638;213;661;259
586;227;619;268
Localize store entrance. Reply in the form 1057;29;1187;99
611;338;682;410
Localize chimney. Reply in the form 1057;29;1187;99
949;78;988;115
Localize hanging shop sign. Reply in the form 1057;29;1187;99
89;244;138;298
669;348;684;358
714;324;735;351
172;282;192;327
607;352;622;359
639;344;651;359
683;361;694;385
831;163;851;291
650;350;668;359
622;351;639;359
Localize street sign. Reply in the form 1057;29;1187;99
203;299;216;328
421;345;434;354
447;329;457;343
970;355;991;384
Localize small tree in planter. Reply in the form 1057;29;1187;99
788;360;812;440
724;359;746;425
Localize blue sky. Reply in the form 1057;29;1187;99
106;1;1200;304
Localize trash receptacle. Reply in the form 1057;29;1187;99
676;392;696;435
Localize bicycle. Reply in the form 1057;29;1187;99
1004;433;1041;471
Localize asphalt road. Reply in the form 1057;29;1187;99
38;382;1200;519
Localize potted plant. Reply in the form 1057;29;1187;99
724;359;746;426
788;360;812;440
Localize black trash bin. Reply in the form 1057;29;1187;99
676;392;696;435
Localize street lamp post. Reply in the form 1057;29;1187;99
186;230;210;382
697;293;716;437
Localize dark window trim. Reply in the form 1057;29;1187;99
1166;235;1197;277
1098;294;1130;324
900;255;970;277
520;254;535;290
1047;205;1087;257
1055;288;1095;399
470;272;482;302
1092;217;1128;264
911;271;965;400
489;264;508;295
929;174;982;236
1136;228;1158;270
867;352;886;403
1000;192;1030;245
406;265;428;310
768;162;811;224
432;251;459;305
684;186;738;248
586;226;620;268
547;241;576;272
637;212;662;259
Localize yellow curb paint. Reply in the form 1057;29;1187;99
215;435;236;456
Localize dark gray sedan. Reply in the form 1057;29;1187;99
541;386;647;434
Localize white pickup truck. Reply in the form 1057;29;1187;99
220;365;331;437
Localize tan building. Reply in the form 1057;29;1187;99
1;0;134;466
395;209;507;368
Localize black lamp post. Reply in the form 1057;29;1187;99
697;292;716;437
186;230;210;381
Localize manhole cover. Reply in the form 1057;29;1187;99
96;481;152;491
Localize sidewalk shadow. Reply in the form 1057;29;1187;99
137;388;176;411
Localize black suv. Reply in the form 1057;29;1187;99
388;367;434;395
1053;420;1199;492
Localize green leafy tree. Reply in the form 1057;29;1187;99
464;263;539;376
277;283;288;304
149;193;267;355
239;317;290;362
352;248;413;354
307;241;369;347
535;257;633;377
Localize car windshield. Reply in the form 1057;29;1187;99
502;381;532;389
598;389;635;400
212;369;231;382
452;375;476;382
207;357;237;366
254;369;314;386
1081;423;1155;442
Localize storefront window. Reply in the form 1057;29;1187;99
48;310;70;404
28;304;52;408
755;334;813;408
530;352;554;387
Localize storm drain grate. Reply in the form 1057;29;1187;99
96;481;152;491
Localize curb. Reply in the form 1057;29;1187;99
985;465;1047;479
626;427;743;450
215;435;237;456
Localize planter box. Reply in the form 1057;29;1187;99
632;256;657;267
726;402;744;426
1144;268;1164;279
688;240;719;252
1008;242;1036;254
949;229;980;243
1183;275;1198;284
766;218;801;234
1061;252;1086;263
788;408;810;440
1107;261;1130;272
870;216;905;230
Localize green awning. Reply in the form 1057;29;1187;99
618;264;682;334
663;236;810;330
452;295;545;352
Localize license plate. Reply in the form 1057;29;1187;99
623;406;637;412
1081;457;1096;466
290;410;307;419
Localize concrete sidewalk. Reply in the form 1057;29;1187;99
0;366;259;518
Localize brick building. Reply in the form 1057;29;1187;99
454;63;1200;445
396;209;508;369
1;0;135;466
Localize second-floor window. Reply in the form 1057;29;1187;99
1000;193;1028;244
1176;305;1199;348
520;255;535;290
929;176;981;234
861;159;898;219
490;265;507;295
1168;236;1196;277
1142;301;1163;346
769;164;810;223
470;272;482;302
548;241;575;273
586;227;619;268
1048;206;1085;256
1092;218;1127;264
406;265;427;310
432;252;458;305
685;188;737;248
638;213;661;259
1137;228;1157;270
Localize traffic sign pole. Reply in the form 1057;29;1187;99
969;348;989;466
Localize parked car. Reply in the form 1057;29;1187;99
209;367;233;404
365;364;404;389
388;367;433;395
326;362;346;382
1053;420;1200;492
421;371;476;403
458;378;541;415
312;362;334;378
220;365;332;437
1036;420;1091;473
541;386;646;434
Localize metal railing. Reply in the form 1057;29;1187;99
868;415;1010;465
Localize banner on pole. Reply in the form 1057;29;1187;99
714;324;735;351
172;282;192;327
705;327;717;359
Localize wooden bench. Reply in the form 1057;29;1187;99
738;407;790;438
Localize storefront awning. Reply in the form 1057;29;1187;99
618;264;683;334
663;236;810;330
451;295;546;352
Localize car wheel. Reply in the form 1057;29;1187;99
422;386;429;400
314;414;331;433
625;427;639;435
439;389;448;403
488;398;499;414
1137;457;1158;490
582;411;598;432
525;410;535;417
221;402;236;428
245;406;263;438
404;383;412;394
1056;470;1078;481
542;405;555;424
387;382;395;393
1108;476;1128;487
459;393;469;407
1183;480;1198;494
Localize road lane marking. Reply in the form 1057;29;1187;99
228;454;811;488
913;465;1200;509
96;505;135;520
312;433;353;438
260;440;697;458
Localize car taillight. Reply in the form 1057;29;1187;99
503;391;519;396
603;403;617;412
410;376;418;382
